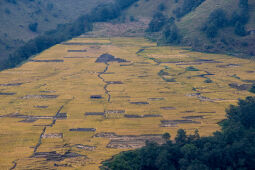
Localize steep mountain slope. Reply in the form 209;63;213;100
120;0;255;58
0;0;112;62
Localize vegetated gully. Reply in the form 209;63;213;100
97;62;111;102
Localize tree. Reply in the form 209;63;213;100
162;133;171;143
175;129;187;144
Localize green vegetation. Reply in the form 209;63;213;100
204;78;212;83
103;96;255;170
185;66;199;71
250;85;255;93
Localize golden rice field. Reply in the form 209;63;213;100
0;37;254;169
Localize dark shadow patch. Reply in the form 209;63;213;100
33;151;86;161
90;95;103;99
124;114;142;118
143;114;162;118
67;50;87;52
182;116;204;119
0;83;23;87
69;128;96;132
130;102;149;105
73;144;96;151
0;92;16;95
85;112;105;116
229;83;252;90
181;110;195;113
95;53;127;63
30;60;64;63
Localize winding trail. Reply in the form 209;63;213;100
97;62;111;102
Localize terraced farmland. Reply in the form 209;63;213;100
0;37;255;169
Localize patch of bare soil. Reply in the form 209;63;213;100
216;64;240;68
73;144;96;151
42;133;63;139
160;107;176;110
22;95;58;99
34;106;48;109
160;119;201;127
124;114;162;118
67;50;87;52
105;110;125;114
32;151;87;162
94;132;164;149
83;18;150;37
105;81;123;84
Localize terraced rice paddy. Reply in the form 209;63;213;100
0;37;254;169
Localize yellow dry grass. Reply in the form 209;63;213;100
0;37;254;169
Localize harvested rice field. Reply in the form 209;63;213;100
0;37;255;169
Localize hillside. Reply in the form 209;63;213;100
0;0;112;62
120;0;255;58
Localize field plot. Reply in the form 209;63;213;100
0;37;254;169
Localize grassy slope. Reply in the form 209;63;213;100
0;0;111;61
177;0;239;37
122;0;182;19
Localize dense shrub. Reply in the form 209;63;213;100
103;96;255;170
202;9;228;38
115;0;139;9
89;3;121;22
28;22;38;32
147;12;167;32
